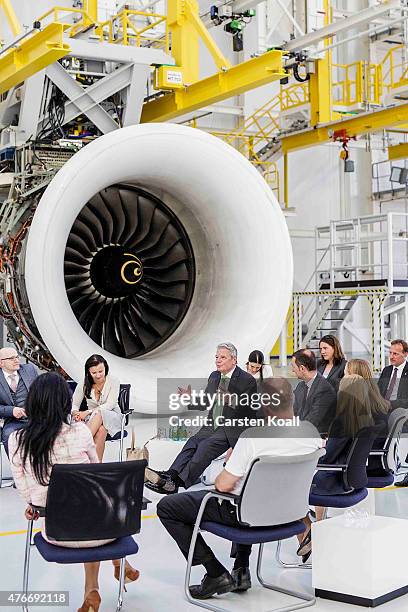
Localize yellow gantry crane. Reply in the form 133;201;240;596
0;0;408;196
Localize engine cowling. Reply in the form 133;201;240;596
1;124;293;412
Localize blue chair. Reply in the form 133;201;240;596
67;381;133;460
185;449;325;612
22;460;146;612
276;425;380;570
367;407;408;488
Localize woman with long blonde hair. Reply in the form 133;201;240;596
344;359;390;421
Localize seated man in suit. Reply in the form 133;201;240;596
157;377;322;599
145;342;258;495
378;339;408;486
292;348;337;434
0;347;38;456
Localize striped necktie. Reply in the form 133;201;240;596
9;373;17;393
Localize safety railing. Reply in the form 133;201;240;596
36;6;95;37
381;44;408;95
332;61;380;108
222;82;309;157
36;5;168;50
95;8;168;51
280;82;310;111
202;128;280;199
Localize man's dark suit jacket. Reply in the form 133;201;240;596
192;366;257;443
317;358;347;391
0;364;38;424
294;372;337;434
378;362;408;409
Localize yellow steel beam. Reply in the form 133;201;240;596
84;0;98;23
184;0;231;71
281;103;408;153
1;0;22;36
309;59;332;125
142;49;286;123
309;0;332;126
388;142;408;161
0;23;70;95
168;0;199;84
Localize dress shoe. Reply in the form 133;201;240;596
145;477;179;495
395;474;408;487
189;572;234;599
297;529;311;557
231;567;251;592
144;467;166;485
77;589;101;612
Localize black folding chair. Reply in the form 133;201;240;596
277;425;382;570
106;384;133;461
22;460;146;612
367;407;408;487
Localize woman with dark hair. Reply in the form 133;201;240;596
246;350;273;386
317;334;347;390
72;354;122;461
8;372;139;612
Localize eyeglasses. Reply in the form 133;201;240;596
2;356;19;361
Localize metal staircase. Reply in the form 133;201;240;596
293;212;408;371
303;295;358;348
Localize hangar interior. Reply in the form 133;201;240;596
1;0;408;611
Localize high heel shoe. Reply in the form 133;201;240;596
297;529;311;557
114;563;140;591
77;589;101;612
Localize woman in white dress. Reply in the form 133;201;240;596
246;350;273;387
72;354;122;461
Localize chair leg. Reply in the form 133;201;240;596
257;543;316;612
22;520;33;612
0;442;14;488
184;526;227;612
118;417;126;462
275;540;312;570
115;557;126;612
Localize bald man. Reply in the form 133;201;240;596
0;347;37;456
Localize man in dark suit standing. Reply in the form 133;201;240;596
292;348;337;434
146;342;258;494
377;339;408;486
0;347;38;456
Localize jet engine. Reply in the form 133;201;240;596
0;124;292;412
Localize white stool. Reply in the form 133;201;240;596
147;438;185;471
312;514;408;606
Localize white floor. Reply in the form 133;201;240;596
1;416;408;612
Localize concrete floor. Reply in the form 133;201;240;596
1;416;408;612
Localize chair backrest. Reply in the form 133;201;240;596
44;460;146;541
118;384;131;414
237;449;325;527
344;425;382;490
383;407;408;473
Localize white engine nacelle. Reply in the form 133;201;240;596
24;124;292;412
